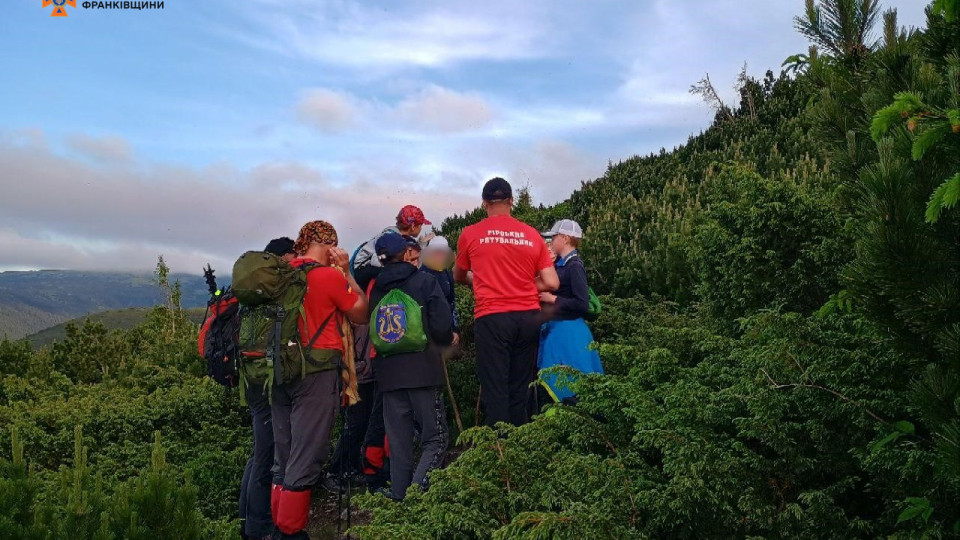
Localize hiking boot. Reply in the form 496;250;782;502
320;473;345;494
371;486;399;501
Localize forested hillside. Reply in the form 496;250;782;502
25;308;207;349
0;269;208;339
354;2;960;538
0;1;957;539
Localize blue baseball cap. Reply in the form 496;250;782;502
375;233;420;261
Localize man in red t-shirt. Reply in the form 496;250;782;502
454;178;559;426
271;220;368;540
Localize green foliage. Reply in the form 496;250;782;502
794;0;881;59
0;259;245;536
810;10;960;521
869;53;960;223
4;3;960;538
926;171;960;222
692;165;849;324
358;3;960;538
932;0;960;22
0;426;234;540
353;309;941;538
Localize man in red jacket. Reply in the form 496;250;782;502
271;220;367;540
454;178;559;426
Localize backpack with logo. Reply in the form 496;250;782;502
369;284;428;357
230;251;343;402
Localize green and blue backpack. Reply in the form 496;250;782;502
369;285;428;357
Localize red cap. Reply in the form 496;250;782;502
397;205;431;226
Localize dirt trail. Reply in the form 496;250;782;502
306;488;369;540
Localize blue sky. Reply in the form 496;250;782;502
0;0;929;273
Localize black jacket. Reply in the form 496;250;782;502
420;266;459;331
368;262;454;392
552;252;590;320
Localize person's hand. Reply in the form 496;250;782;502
451;332;460;346
539;292;557;304
328;247;350;272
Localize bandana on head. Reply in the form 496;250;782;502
293;220;338;255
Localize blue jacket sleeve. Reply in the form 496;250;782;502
554;260;590;319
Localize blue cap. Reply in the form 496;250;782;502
375;233;419;261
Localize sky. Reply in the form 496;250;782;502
0;0;929;274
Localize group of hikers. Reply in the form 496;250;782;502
202;177;603;540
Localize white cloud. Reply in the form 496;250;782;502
0;228;230;274
395;86;494;133
238;2;549;68
0;130;479;273
65;133;133;163
511;141;603;203
295;89;358;132
295;85;498;135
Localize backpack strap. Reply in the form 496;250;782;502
348;243;365;276
305;311;337;351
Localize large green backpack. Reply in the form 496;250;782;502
232;252;340;402
369;287;428;357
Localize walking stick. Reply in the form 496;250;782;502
441;356;464;434
474;387;482;427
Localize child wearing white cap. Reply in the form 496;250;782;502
538;219;603;404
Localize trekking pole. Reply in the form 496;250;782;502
336;382;345;539
441;357;464;434
343;391;353;538
474;387;482;427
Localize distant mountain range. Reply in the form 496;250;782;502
0;270;210;340
25;307;208;349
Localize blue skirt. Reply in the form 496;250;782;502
537;318;603;402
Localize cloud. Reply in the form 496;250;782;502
442;139;606;205
395;86;494;133
0;130;480;273
510;141;603;203
238;1;549;68
295;85;497;135
65;133;133;163
295;89;358;133
0;228;228;274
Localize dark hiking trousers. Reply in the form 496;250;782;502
474;310;541;426
239;384;273;539
361;384;389;489
271;368;339;489
329;381;375;476
382;386;448;500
